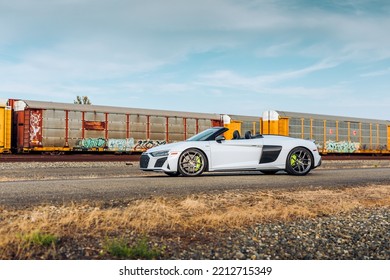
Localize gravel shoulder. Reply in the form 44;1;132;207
164;207;389;260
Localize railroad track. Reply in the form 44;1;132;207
322;154;390;160
1;153;390;162
0;153;141;162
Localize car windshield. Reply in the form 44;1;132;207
187;127;224;141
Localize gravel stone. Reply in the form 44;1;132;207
161;207;389;260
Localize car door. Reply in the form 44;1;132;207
208;138;263;170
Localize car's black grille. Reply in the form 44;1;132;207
140;154;150;168
154;157;167;168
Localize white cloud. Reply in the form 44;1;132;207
1;0;390;72
360;67;390;77
259;40;301;57
197;59;340;91
0;0;389;120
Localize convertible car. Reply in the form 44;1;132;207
139;127;322;176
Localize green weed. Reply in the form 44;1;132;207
104;237;163;259
22;231;58;247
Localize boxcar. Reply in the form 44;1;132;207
11;100;222;153
261;110;390;154
2;98;390;156
0;100;12;153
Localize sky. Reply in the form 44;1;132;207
0;0;389;120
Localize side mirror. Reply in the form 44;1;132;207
215;135;225;143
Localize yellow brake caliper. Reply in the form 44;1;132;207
290;154;297;166
195;156;202;171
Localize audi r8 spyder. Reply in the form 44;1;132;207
139;127;321;176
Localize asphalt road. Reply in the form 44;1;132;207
1;162;390;208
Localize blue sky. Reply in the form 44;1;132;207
1;0;389;120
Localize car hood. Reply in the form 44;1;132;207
144;141;186;153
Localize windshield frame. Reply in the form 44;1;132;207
186;127;228;141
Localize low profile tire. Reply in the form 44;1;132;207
285;147;313;176
177;149;207;176
164;172;180;177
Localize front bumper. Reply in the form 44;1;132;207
139;153;178;172
316;158;322;168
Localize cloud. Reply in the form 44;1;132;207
259;40;302;57
0;0;389;121
360;68;390;77
1;0;390;73
197;58;340;91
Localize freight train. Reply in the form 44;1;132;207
1;99;222;154
261;110;390;154
1;99;389;155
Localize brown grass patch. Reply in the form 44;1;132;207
1;185;389;257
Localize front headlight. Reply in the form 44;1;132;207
150;150;169;157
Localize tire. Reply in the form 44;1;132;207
285;147;313;176
177;149;207;176
164;172;180;177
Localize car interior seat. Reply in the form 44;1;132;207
232;130;241;139
245;131;252;139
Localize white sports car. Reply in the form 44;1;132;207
140;127;322;176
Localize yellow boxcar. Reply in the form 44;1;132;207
0;101;12;153
262;110;390;154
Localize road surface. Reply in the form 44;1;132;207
1;161;389;208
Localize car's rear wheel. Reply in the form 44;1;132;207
178;149;207;176
285;147;313;176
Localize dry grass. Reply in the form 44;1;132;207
1;185;389;258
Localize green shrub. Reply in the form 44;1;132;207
105;237;163;259
22;231;58;247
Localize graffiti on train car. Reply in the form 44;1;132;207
30;110;42;146
80;138;106;149
326;140;360;153
107;138;135;152
77;138;135;151
133;140;167;151
360;144;388;151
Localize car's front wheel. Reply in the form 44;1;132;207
285;147;313;176
178;149;207;176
